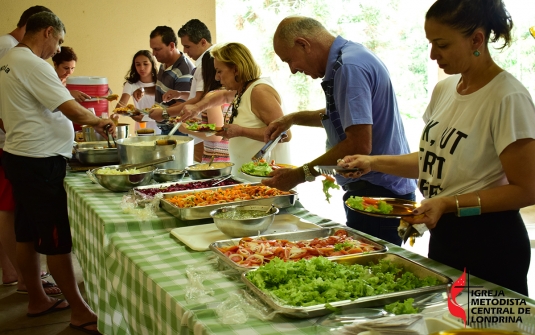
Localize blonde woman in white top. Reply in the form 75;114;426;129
181;42;292;179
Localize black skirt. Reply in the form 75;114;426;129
429;210;530;296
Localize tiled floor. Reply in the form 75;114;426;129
1;198;534;334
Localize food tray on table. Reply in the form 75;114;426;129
132;176;249;199
160;183;297;221
74;141;119;165
241;252;452;318
210;226;387;271
171;214;321;251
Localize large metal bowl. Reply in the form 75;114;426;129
90;165;156;192
210;205;279;237
116;135;193;170
153;169;186;183
186;162;234;180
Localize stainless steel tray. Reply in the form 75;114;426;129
133;176;249;197
160;183;297;220
210;226;387;272
75;141;119;165
241;252;452;318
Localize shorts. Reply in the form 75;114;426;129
2;151;72;255
0;149;15;211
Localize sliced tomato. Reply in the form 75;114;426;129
363;197;379;205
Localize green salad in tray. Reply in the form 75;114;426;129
245;256;439;307
241;161;273;177
346;196;394;214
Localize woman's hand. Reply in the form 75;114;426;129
403;197;450;230
337;154;373;178
132;88;144;102
215;124;241;139
70;90;91;103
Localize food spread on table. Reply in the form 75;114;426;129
166;184;291;208
346;196;394;214
187;162;233;170
245;256;440;307
95;167;140;175
216;228;380;267
212;209;269;219
135;178;241;197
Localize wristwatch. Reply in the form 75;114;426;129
302;164;316;182
161;108;169;121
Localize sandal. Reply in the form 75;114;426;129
69;321;101;335
16;280;62;296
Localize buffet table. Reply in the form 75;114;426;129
64;172;534;335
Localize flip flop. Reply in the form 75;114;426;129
41;272;50;279
27;298;70;317
2;280;18;286
69;321;101;335
16;281;62;296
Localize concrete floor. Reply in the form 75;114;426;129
1;204;535;335
0;253;86;335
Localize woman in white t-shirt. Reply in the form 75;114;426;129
339;0;535;295
115;50;160;134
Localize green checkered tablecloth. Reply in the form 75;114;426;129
64;172;533;335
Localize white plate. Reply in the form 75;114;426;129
170;214;320;251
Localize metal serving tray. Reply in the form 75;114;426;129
74;141;119;165
241;252;452;318
160;183;297;220
133;176;248;197
210;226;387;272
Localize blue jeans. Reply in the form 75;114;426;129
157;123;187;136
342;180;415;246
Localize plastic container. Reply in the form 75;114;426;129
67;76;109;117
66;76;109;96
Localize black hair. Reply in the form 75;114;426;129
124;50;157;84
52;46;77;65
17;5;52;28
426;0;513;49
177;19;212;44
25;12;65;36
201;52;221;96
150;26;177;47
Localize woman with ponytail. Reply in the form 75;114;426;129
339;0;535;295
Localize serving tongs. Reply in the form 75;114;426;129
314;165;360;175
117;155;175;171
104;124;117;148
252;131;287;162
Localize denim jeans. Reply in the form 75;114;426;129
342;180;415;246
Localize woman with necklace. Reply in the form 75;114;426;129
176;42;292;178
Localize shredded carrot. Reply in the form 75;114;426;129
166;184;291;208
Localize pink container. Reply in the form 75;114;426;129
66;76;109;97
66;77;109;118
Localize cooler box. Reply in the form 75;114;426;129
67;76;109;131
66;76;109;97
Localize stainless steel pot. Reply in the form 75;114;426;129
116;135;193;170
83;123;129;142
75;141;119;165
